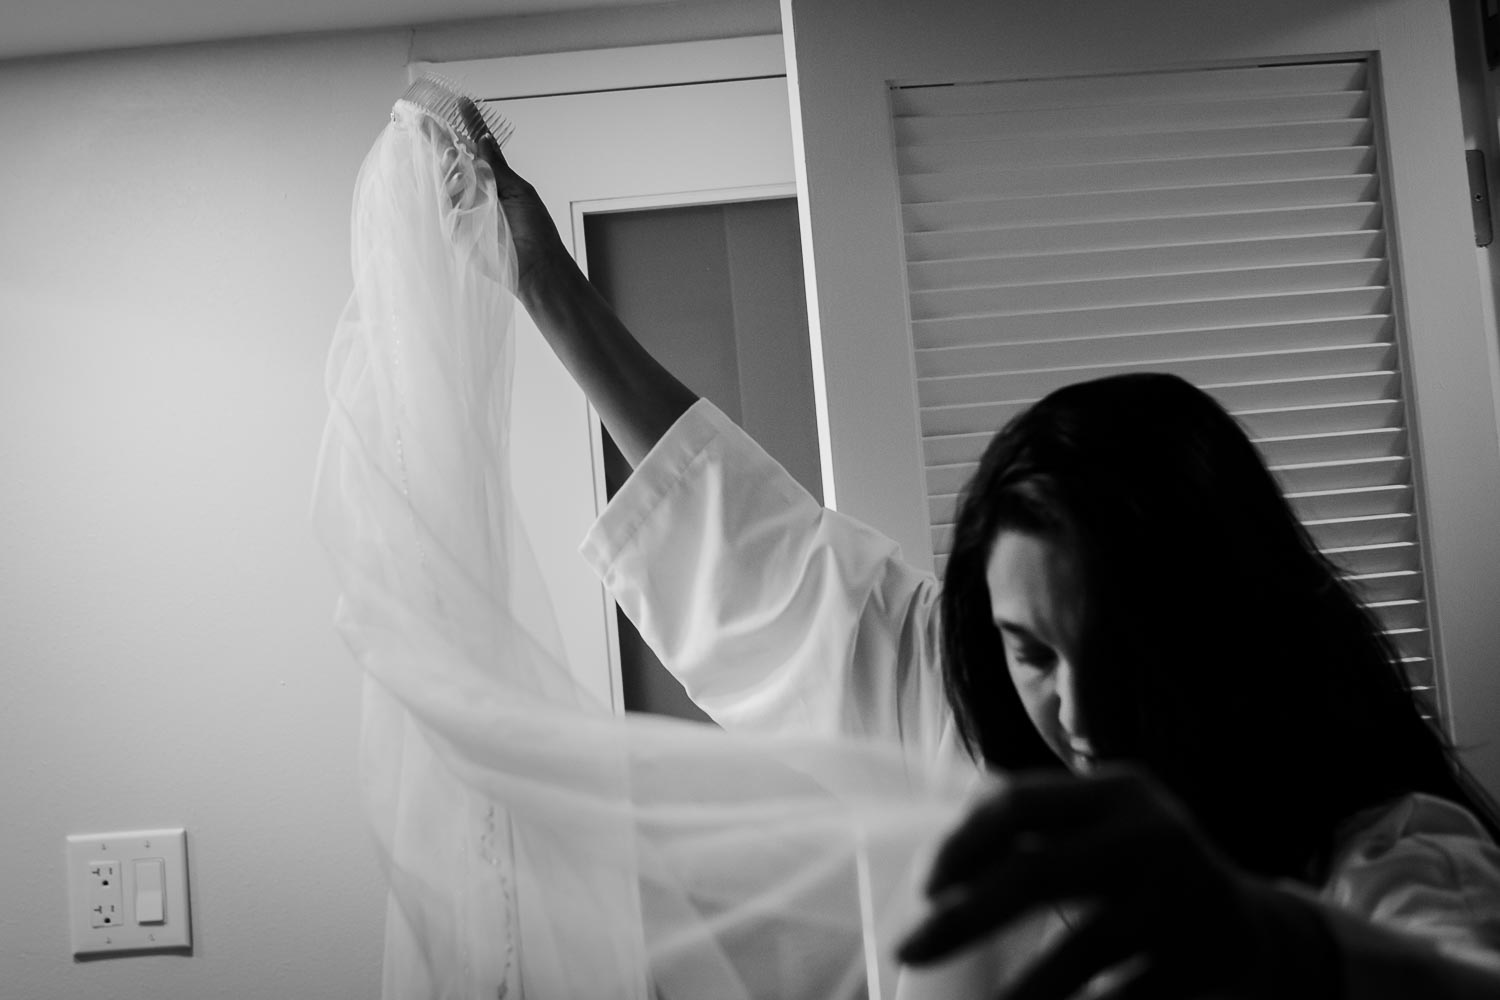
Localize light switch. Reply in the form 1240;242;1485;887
66;828;190;956
134;859;165;924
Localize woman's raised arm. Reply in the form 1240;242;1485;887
462;100;698;467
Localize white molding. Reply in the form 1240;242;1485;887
409;34;785;97
570;183;795;226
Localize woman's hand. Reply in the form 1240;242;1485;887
457;98;569;290
898;768;1340;999
450;96;698;465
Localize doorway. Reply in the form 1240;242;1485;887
583;197;819;719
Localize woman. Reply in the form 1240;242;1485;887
899;374;1500;997
461;105;1500;997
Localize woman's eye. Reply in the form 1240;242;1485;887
1010;645;1056;669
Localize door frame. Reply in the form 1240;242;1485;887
571;181;797;713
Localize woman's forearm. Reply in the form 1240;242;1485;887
457;104;698;469
517;250;698;469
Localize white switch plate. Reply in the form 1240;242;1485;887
65;828;191;956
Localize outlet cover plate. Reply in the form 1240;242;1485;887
65;828;191;956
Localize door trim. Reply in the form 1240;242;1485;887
571;182;798;714
410;34;786;97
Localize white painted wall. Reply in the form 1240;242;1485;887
0;31;404;1000
0;5;778;999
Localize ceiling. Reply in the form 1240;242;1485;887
0;0;668;62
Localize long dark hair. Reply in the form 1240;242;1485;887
940;372;1500;881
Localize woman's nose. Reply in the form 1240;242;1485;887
1055;659;1085;741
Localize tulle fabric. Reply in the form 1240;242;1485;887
313;100;980;999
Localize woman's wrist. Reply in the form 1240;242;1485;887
515;241;578;313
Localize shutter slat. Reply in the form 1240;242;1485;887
907;232;1384;289
921;401;1030;438
1272;455;1409;493
1384;628;1432;663
913;289;1389;347
924;430;995;467
910;260;1385;320
915;316;1391;377
1406;668;1438;708
1303;512;1415;550
1344;569;1424;605
903;177;1377;233
917;344;1395;407
1253;427;1404;467
1205;370;1403;412
1322;541;1423;577
901;148;1376;203
895;93;1367;146
890;63;1366;117
917;325;1392;380
930;493;958;525
1287;484;1413;521
897;121;1372;175
906;204;1381;261
1232;397;1403;437
926;462;979;495
1366;599;1426;632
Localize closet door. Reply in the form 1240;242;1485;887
782;0;1500;793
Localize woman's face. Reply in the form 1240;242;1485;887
985;530;1094;772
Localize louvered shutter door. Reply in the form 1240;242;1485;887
895;60;1436;711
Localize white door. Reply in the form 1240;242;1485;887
414;38;796;711
781;0;1500;795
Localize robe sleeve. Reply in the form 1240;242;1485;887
581;399;964;766
1316;793;1500;998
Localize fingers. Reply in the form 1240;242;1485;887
924;770;1148;898
457;97;493;147
896;769;1257;997
1084;958;1195;1000
1002;909;1139;1000
898;818;1163;964
456;98;509;165
456;97;540;207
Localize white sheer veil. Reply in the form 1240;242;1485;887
312;98;981;999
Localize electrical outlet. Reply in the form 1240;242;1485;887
86;860;123;928
65;829;191;956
